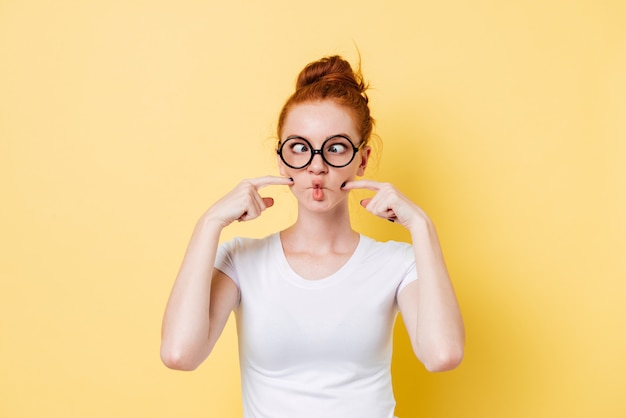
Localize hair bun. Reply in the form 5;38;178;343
295;55;366;95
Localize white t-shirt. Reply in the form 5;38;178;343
215;233;417;418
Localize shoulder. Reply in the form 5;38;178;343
218;233;278;257
358;234;415;268
360;234;412;254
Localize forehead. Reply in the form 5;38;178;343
281;101;358;141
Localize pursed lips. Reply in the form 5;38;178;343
310;180;324;189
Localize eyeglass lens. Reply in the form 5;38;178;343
278;136;358;169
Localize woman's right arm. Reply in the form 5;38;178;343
160;176;292;371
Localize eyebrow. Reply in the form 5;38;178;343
284;133;354;142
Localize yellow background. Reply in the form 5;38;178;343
1;1;625;417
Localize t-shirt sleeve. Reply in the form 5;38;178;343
214;239;240;288
397;244;417;295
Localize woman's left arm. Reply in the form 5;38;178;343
398;216;465;372
343;180;465;372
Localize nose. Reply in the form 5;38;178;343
308;151;328;174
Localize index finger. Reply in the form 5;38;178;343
341;179;382;191
247;176;294;189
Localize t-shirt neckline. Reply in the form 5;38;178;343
273;232;368;289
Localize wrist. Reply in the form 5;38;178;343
406;213;434;237
197;210;229;234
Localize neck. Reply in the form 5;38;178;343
281;203;358;254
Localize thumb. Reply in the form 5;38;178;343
262;197;275;208
360;198;372;208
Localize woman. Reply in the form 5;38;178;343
161;55;464;418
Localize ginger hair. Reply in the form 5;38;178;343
277;55;374;145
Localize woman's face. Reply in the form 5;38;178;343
278;100;370;212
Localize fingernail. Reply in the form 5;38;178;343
388;219;395;223
341;181;347;188
289;177;294;182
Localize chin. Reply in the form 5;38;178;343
301;197;347;215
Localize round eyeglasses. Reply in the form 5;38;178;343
277;135;364;169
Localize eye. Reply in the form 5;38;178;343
326;142;348;154
290;142;309;154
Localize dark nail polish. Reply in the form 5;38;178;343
388;219;395;223
289;177;294;182
341;181;347;188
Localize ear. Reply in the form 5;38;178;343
277;154;288;177
356;146;371;177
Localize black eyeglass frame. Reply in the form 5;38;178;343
277;135;365;169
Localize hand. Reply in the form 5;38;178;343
205;176;293;227
342;180;428;230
